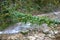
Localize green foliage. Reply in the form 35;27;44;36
34;0;60;12
0;0;60;30
10;11;60;26
0;10;60;30
1;0;60;14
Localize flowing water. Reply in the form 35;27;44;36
0;22;32;34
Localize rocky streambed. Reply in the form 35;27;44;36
0;12;60;40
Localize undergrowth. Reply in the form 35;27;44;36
0;11;60;30
0;0;60;30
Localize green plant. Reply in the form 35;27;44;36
0;0;60;30
11;11;60;26
0;10;60;30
